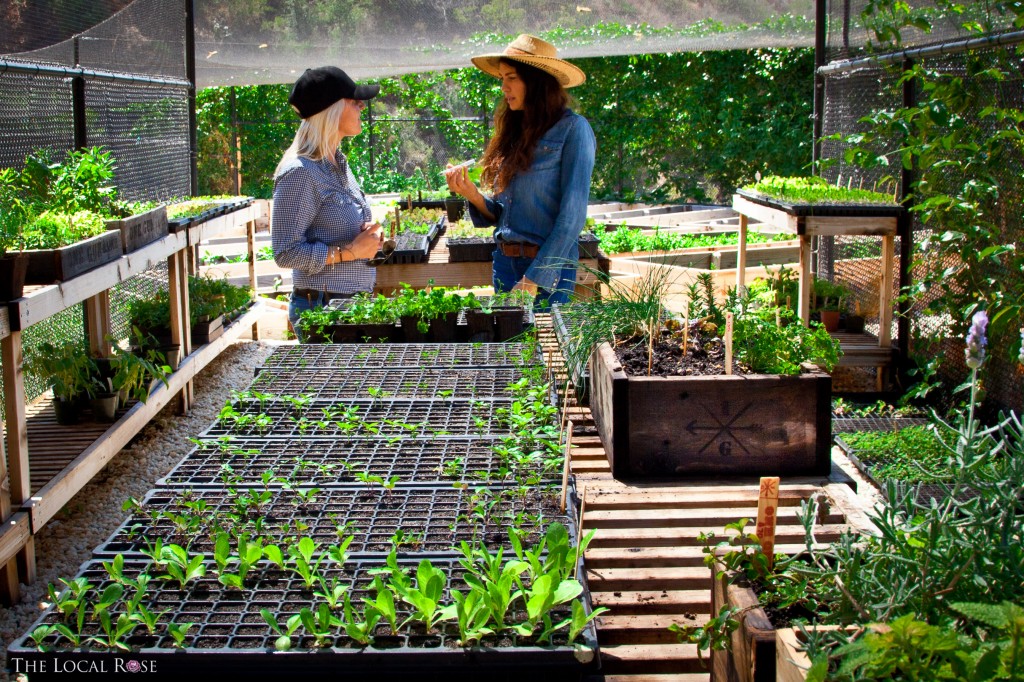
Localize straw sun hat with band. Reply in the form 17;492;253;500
471;34;586;88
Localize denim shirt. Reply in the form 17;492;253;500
468;109;596;291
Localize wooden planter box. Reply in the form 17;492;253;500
105;205;168;253
588;342;831;478
711;560;777;682
23;230;124;284
192;314;225;345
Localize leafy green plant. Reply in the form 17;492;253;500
24;339;100;400
742;175;898;205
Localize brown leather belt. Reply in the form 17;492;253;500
293;288;354;301
497;241;539;258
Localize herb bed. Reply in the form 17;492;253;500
159;437;547;486
95;485;572;559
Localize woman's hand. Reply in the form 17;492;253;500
349;222;384;259
513;277;538;296
444;163;481;202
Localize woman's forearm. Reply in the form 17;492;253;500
467;191;496;222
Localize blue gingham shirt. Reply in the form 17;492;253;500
272;150;375;293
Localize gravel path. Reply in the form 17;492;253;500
0;340;285;680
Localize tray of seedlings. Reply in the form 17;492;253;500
11;527;601;680
256;342;540;372
247;367;526;401
94;484;574;559
159;435;563;487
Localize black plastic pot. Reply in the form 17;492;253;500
445;196;466;222
845;314;866;334
465;309;495;342
52;395;82;425
493;308;525;341
400;315;428;342
428;311;460;342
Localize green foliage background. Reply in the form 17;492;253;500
197;48;813;203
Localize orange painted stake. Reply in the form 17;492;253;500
755;476;780;569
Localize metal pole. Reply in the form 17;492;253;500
72;37;87;151
230;86;241;195
897;57;916;375
185;0;198;196
812;0;827;172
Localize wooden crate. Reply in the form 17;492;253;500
710;559;776;682
106;205;168;253
588;342;832;478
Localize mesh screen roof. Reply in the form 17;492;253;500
3;0;816;88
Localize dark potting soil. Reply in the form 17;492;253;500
614;327;744;377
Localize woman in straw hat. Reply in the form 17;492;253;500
446;34;596;308
271;66;385;340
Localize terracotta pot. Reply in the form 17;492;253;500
820;310;840;332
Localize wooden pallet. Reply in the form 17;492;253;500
536;314;863;682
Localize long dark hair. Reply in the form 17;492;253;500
481;59;570;193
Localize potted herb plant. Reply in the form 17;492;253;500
24;340;100;425
812;277;850;333
567;267;839;477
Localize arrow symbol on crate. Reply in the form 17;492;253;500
685;402;760;456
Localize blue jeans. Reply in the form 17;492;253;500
492;250;576;311
288;290;331;342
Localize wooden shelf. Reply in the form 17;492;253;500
1;201;266;602
0;301;262;567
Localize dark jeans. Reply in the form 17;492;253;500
492;250;576;311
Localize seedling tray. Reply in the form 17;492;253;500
9;558;599;680
374;232;429;265
249;367;525;401
734;188;907;218
160;436;541;486
257;342;539;372
447;237;496;262
94;485;572;558
205;399;519;439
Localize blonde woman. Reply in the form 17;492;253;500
271;66;384;339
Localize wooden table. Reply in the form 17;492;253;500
373;237;608;295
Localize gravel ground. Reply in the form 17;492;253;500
0;340;285;681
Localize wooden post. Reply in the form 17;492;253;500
167;252;191;412
736;213;748;291
798;236;813;325
724;312;733;375
246;217;260;340
755;476;780;569
83;292;111;357
1;332;35;600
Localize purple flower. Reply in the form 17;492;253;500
1019;327;1024;366
964;310;988;369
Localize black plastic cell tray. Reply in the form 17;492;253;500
159;436;554;486
257;342;539;372
249;367;524;401
735;188;907;218
375;232;429;264
93;485;572;558
8;557;599;680
204;399;518;439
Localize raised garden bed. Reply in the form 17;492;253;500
256;343;539;372
249;367;525;401
106;205;168;253
95;485;572;558
159;437;547;487
8;556;600;680
589;342;832;478
23;229;124;284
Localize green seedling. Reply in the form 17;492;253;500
364;576;398;634
299;603;341;648
287;536;327;588
448;588;494;646
261;608;302;651
342;593;381;646
159;544;207;589
166;621;195;648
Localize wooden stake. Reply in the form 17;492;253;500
559;381;571;442
682;315;689;355
560;422;574;513
755;476;780;570
392;207;399;239
724;312;733;375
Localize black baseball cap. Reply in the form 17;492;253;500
288;66;380;119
